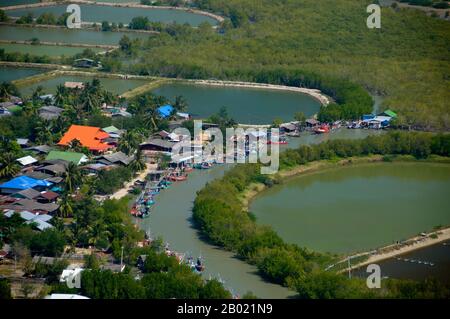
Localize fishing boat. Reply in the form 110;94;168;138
267;137;288;145
195;257;205;273
314;124;330;134
169;174;188;182
194;162;212;170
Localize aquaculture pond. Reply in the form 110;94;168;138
18;75;148;96
0;43;104;57
5;4;219;26
354;240;450;283
0;65;45;82
152;82;322;124
0;0;38;7
250;162;450;254
0;25;150;46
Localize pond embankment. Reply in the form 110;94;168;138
2;0;225;24
186;79;331;106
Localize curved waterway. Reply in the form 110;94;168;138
152;82;321;124
6;4;218;26
136;129;383;298
250;163;450;254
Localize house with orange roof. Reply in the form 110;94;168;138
58;125;112;153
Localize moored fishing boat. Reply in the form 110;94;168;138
169;174;188;182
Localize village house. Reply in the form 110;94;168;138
25;145;52;155
38;105;64;120
46;150;89;166
58;125;113;153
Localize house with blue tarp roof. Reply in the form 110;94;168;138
0;176;53;194
157;105;174;119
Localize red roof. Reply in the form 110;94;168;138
58;125;111;151
38;191;59;201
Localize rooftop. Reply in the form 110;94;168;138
0;176;52;191
46;150;88;165
58;125;111;152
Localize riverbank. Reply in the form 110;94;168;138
111;163;156;200
2;0;225;24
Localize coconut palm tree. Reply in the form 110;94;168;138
173;95;188;112
21;101;40;117
58;192;74;218
118;129;142;155
0;82;19;101
0;152;20;178
63;162;82;193
87;221;111;248
54;84;67;107
130;149;146;172
35;119;54;145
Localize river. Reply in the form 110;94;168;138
250;163;450;254
136;128;384;298
6;4;218;26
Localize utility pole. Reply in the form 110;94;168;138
120;246;124;269
347;257;352;279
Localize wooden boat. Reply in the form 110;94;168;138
267;137;288;145
169;174;188;182
314;125;330;134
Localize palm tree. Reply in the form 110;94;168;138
31;86;44;103
58;192;74;218
0;152;20;178
173;95;188;112
118;129;141;155
143;104;159;131
21;101;40;117
35;119;54;145
54;84;67;107
130;149;146;172
87;221;111;248
63;162;82;193
0;82;19;101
